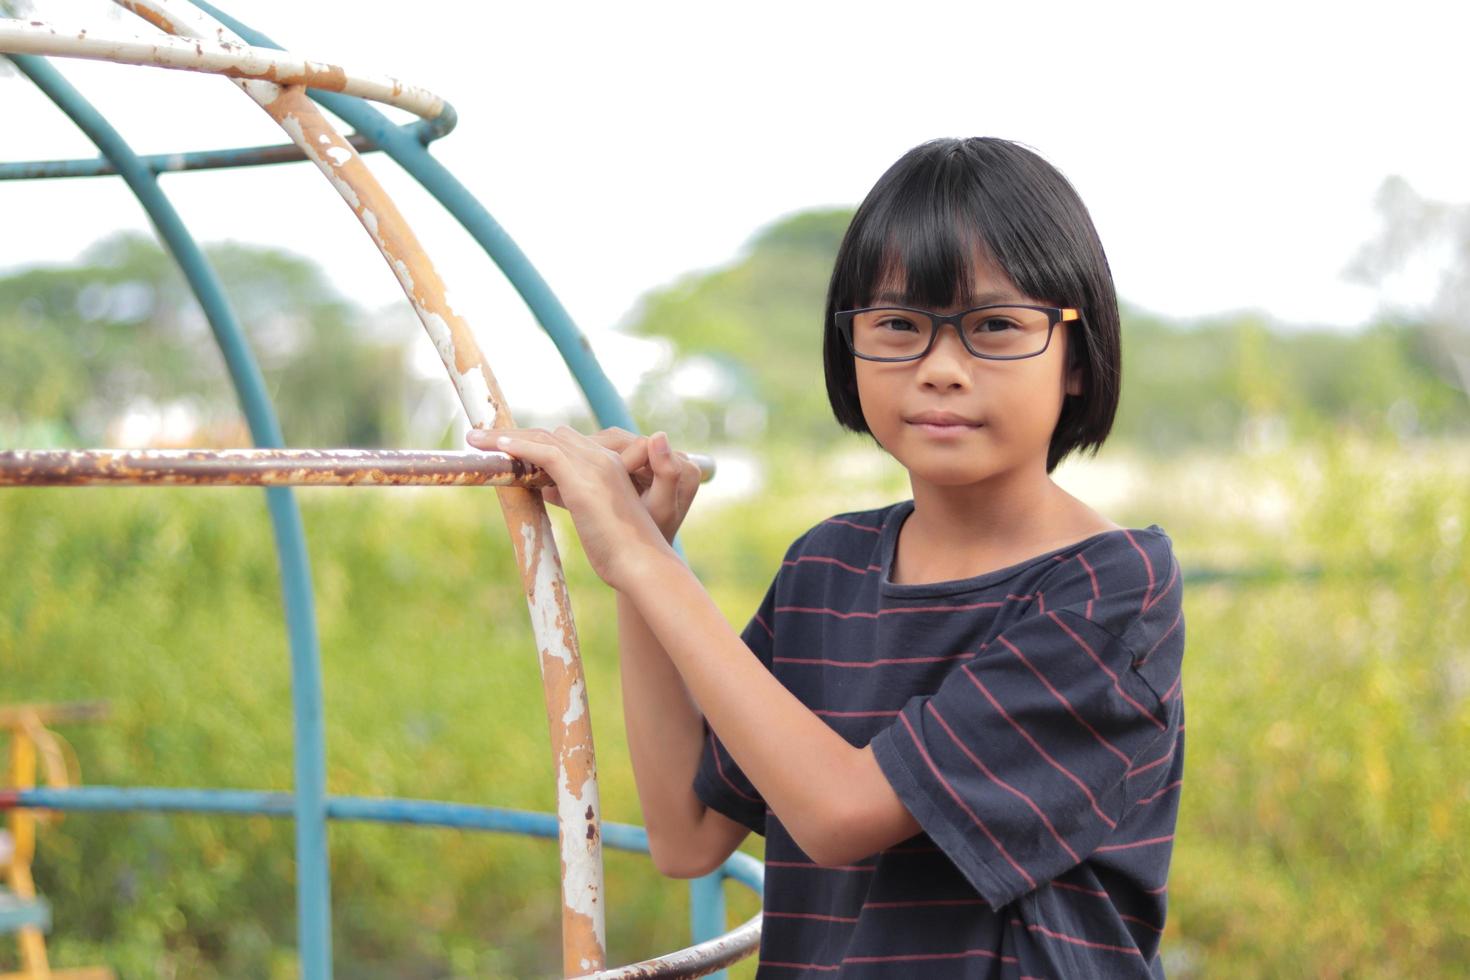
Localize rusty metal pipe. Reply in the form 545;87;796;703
0;449;716;489
583;914;762;979
0;19;447;122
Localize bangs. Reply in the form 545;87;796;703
870;219;1004;311
851;182;1002;311
836;141;1073;312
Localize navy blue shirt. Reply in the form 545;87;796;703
693;499;1186;978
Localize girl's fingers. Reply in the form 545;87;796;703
643;431;681;520
594;427;639;452
465;426;652;498
466;428;566;483
619;437;654;494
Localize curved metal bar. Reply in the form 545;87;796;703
0;117;451;180
187;1;634;440
168;6;736;957
0;19;450;122
114;1;610;972
5;788;738;862
3;52;335;980
590;916;763;980
162;0;738;969
0;448;716;488
6;787;766;979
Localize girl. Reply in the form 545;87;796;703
470;137;1186;979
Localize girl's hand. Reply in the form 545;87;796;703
475;426;701;545
465;425;688;590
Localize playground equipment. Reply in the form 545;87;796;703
0;3;763;977
0;702;113;980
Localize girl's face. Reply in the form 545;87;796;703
853;250;1084;489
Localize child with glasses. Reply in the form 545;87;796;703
474;136;1185;978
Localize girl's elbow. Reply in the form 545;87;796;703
799;792;898;869
649;837;722;880
805;833;861;870
654;852;723;880
793;803;862;869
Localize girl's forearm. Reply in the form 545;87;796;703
615;587;723;871
611;543;905;863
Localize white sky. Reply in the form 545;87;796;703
2;0;1467;417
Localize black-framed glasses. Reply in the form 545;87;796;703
834;304;1081;362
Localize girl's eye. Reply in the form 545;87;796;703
971;317;1020;334
877;318;920;333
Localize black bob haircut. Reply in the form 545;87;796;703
822;137;1121;474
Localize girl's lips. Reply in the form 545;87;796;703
908;421;982;438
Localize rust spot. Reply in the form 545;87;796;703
309;64;349;91
586;822;597;841
584;804;594;821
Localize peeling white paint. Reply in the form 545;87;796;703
563;679;586;727
325;145;352;166
558;761;606;954
520;520;575;672
277;113;309;151
323;168;363;211
418;306;495;422
266;114;363;216
391;258;415;294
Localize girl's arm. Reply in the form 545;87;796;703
471;424;921;868
616;588;750;878
619;547;922;869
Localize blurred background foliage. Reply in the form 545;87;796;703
3;183;1469;977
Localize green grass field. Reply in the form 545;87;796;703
4;433;1467;978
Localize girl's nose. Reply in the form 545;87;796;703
916;323;974;384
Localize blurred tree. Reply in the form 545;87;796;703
1345;175;1470;412
622;208;850;448
0;234;435;447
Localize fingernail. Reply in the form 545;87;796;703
653;431;670;454
497;435;513;447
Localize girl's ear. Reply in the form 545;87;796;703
1063;322;1085;397
1066;367;1084;398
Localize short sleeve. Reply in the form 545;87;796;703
691;567;779;836
869;604;1177;909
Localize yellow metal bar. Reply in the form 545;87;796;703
5;716;49;978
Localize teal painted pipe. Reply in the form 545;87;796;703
8;784;765;895
0;115;447;180
7;55;334;980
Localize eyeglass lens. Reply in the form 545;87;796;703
850;307;1052;359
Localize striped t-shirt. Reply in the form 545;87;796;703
693;499;1186;978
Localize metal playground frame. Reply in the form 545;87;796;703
0;3;762;976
